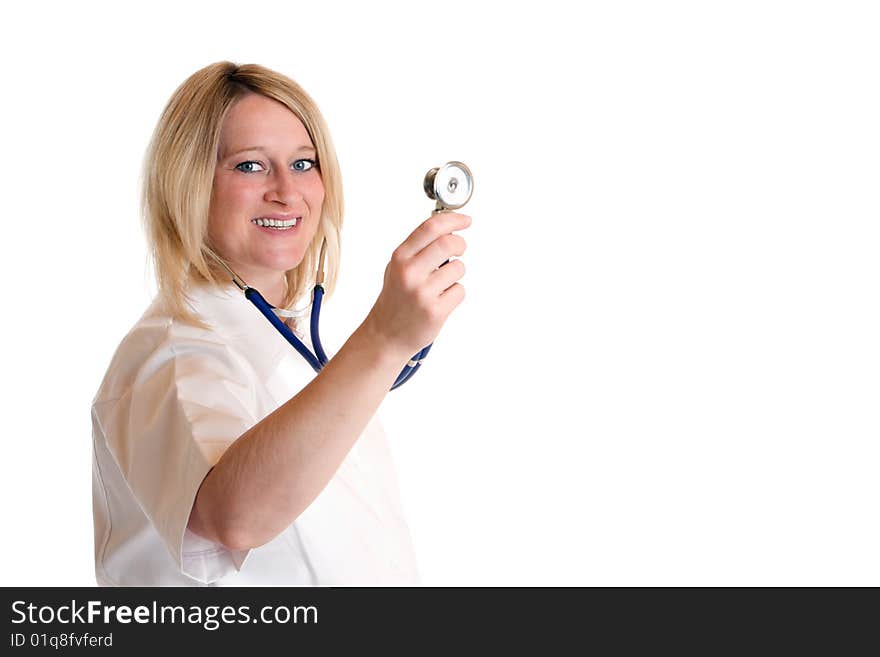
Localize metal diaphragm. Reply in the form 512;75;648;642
423;161;473;210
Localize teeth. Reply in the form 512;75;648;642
252;217;298;228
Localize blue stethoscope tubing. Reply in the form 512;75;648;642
220;241;432;391
245;283;429;390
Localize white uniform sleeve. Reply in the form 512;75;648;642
96;335;261;584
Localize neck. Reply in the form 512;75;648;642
223;265;287;307
253;276;287;308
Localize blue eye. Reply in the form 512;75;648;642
235;161;266;173
292;159;317;172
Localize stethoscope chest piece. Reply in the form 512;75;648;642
424;161;474;211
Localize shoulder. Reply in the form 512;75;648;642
93;292;255;408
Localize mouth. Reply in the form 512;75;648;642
251;216;300;231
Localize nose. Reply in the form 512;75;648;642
264;169;304;207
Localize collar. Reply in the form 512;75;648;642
183;281;316;383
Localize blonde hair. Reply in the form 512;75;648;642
142;61;343;325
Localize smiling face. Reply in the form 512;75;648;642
208;93;324;295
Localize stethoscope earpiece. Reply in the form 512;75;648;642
423;161;473;211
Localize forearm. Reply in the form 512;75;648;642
188;321;410;550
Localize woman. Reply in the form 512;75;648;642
91;62;470;585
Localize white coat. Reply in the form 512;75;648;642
91;282;420;586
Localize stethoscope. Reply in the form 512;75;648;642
219;161;474;390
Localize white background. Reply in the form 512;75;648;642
1;1;878;586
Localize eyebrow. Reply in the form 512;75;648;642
222;145;317;159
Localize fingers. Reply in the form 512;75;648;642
418;233;467;271
439;282;466;311
427;258;466;296
395;212;472;261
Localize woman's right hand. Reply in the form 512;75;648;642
363;211;471;360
